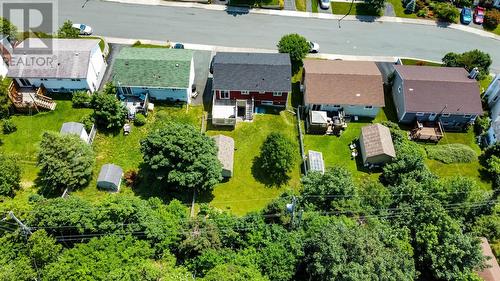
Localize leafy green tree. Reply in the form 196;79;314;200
28;230;62;268
57;20;79;38
480;143;500;188
37;132;95;195
134;113;146;126
202;263;269;281
473;203;500;241
140;123;222;192
442;49;492;79
0;17;17;39
42;235;189;281
432;2;460;23
277;34;309;63
90;92;127;130
300;167;358;212
258;132;296;184
2;119;17;134
381;139;431;185
0;152;21;197
483;9;500;30
303;217;415;281
0;234;37;281
365;0;387;14
71;91;91;108
359;180;392;214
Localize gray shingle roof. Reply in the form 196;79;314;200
394;65;482;115
360;124;396;159
7;38;99;79
212;52;292;92
60;122;86;137
97;164;123;189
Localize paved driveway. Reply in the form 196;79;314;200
191;50;213;106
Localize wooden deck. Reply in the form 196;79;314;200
410;121;444;142
7;81;56;112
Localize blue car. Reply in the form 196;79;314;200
460;8;472;25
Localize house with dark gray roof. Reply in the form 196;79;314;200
112;47;194;103
97;164;123;192
211;52;291;126
392;65;482;131
7;38;106;93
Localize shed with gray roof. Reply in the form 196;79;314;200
97;164;123;192
60;122;89;144
211;135;234;178
359;124;396;165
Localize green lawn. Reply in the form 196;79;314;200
73;105;204;201
296;0;306;11
386;0;418;18
303;109;388;184
229;0;279;7
420;129;491;190
205;111;302;215
400;58;442;66
312;0;319;13
480;75;493;94
0;101;92;185
331;2;381;16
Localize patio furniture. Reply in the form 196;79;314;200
123;124;131;135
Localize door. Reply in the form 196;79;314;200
122;87;132;96
312;104;321;111
429;112;437;121
19;78;31;87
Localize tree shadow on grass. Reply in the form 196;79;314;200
291;81;303;109
251;156;290;187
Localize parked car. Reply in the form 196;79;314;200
308;41;320;53
173;43;185;49
473;6;485;24
72;23;93;35
319;0;330;10
460;8;472;24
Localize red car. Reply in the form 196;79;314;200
473;6;485;24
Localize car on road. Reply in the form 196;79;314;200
319;0;330;10
308;41;320;53
460;8;472;25
72;23;93;35
473;6;485;24
173;43;185;49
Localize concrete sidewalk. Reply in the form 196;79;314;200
104;0;500;41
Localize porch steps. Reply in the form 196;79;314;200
245;99;253;121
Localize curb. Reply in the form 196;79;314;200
103;0;500;41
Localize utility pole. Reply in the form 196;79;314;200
8;211;40;281
8;211;31;235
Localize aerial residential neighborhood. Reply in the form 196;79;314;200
0;0;500;280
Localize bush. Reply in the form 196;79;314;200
80;114;94;133
0;152;21;197
474;116;490;136
483;9;500;30
123;169;138;187
455;0;472;7
258;132;296;183
425;144;477;164
2;119;17;134
91;92;127;130
431;2;459;23
134;114;146;126
72;91;91;108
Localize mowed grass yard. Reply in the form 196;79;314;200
331;2;381;16
206;111;302;215
0;101;92;185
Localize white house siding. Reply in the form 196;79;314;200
85;44;106;92
18;78;88;92
188;58;195;104
486;75;500;108
487;93;500;144
121;86;189;102
0;61;7;78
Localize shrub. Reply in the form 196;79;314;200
80;114;94;132
2;119;17;134
132;40;142;47
483;9;500;30
416;0;426;11
455;0;472;7
91;92;127;130
431;2;459;23
474;116;490;136
57;20;79;38
123;169;138;187
134;114;146;126
72;91;91;108
442;50;492;79
0;152;21;197
259;132;296;183
425;144;477;164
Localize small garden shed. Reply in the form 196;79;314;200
359;124;396;165
97;164;123;192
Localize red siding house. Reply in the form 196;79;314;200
211;52;292;126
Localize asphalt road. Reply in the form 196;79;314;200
60;0;500;72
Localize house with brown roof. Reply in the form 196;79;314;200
477;237;500;281
392;65;482;131
302;60;384;118
359;124;396;165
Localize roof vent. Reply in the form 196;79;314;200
175;63;179;67
125;62;129;66
75;52;79;56
356;93;361;97
409;88;414;92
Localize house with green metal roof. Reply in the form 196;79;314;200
112;47;195;103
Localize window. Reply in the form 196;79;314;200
261;101;273;106
221;90;230;99
416;112;425;116
441;113;450;118
41;78;48;81
273;92;282;97
493;96;499;102
259;91;266;94
333;105;341;108
242;90;249;95
398;86;402;94
364;105;373;109
464;114;472;118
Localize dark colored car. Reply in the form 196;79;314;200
460;8;472;25
173;43;185;49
